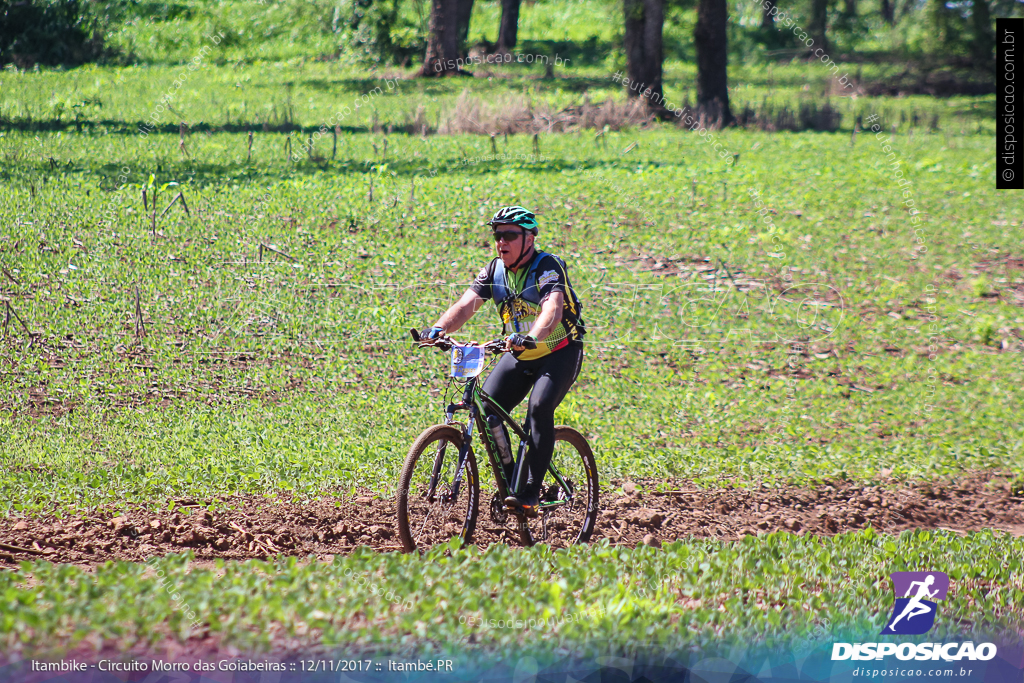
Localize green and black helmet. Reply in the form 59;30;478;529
487;205;539;235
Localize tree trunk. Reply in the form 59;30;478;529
971;0;993;68
457;0;475;52
897;0;914;22
843;0;856;17
879;0;894;25
808;0;829;53
623;0;666;114
761;0;775;29
928;0;948;46
497;0;520;52
421;0;461;75
694;0;732;126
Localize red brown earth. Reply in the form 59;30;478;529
1;473;1022;567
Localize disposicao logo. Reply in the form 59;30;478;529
883;571;949;635
831;571;998;662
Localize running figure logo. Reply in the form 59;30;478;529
882;571;949;635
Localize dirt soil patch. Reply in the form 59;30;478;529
1;473;1021;566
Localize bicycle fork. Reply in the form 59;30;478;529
448;423;473;503
428;405;476;505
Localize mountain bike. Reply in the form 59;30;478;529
396;328;599;554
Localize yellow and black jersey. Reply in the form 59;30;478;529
470;251;586;361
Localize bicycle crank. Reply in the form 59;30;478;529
489;492;509;524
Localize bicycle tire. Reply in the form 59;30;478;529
517;426;599;548
397;424;480;554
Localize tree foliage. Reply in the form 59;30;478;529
0;0;106;67
332;0;406;64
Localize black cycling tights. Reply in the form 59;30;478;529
480;342;584;501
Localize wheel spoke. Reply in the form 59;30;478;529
400;426;592;553
519;429;598;548
397;428;478;553
415;496;440;541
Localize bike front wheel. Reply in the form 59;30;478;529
518;426;599;548
397;424;480;554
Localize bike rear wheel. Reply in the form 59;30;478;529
397;424;480;554
518;426;599;548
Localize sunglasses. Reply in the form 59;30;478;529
492;229;525;243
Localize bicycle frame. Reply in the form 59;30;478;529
433;372;577;513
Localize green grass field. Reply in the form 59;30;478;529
3;531;1022;657
1;23;1022;658
1;119;1020;515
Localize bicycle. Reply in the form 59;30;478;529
396;328;599;553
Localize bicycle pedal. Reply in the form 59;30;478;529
504;499;538;519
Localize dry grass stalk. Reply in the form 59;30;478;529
179;122;190;159
374;93;847;138
150;187;158;235
134;285;147;339
258;243;295;262
0;541;43;555
306;136;326;164
157;191;190;221
4;300;40;347
405;105;430;137
437;90;654;135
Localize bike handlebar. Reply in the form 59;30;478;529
409;328;536;353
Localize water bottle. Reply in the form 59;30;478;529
486;415;513;466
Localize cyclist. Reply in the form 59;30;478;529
421;206;586;518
